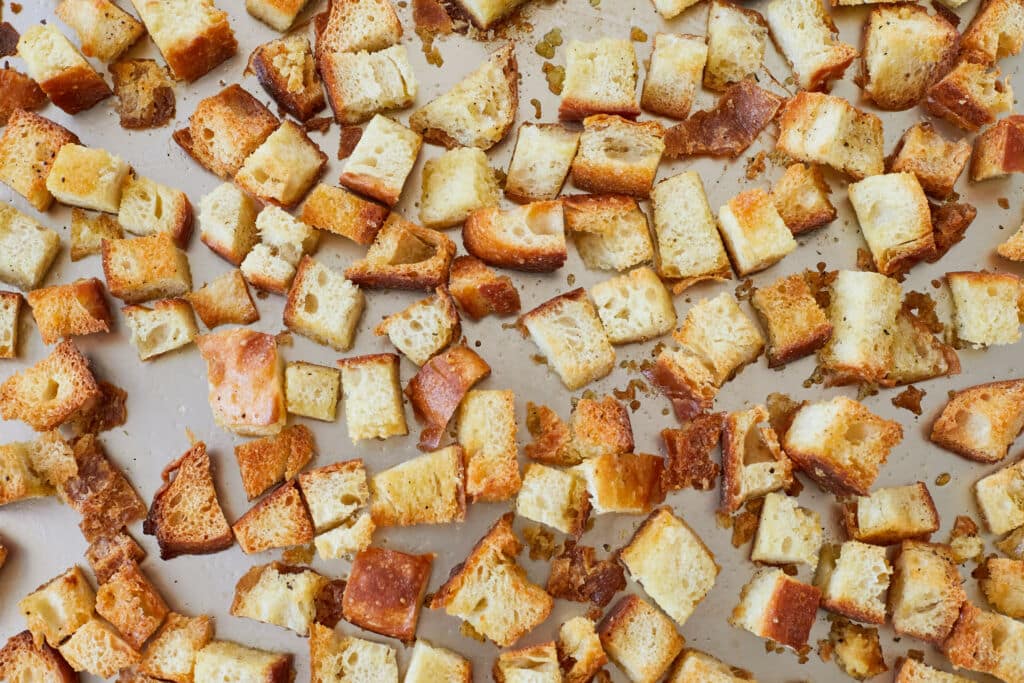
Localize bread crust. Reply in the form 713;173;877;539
841;483;940;545
250;38;325;120
235;424;315;500
751;274;833;367
156;8;237;82
0;68;47;126
0;110;80;211
341;548;434;643
300;184;388;246
404;345;491;450
109;59;176;130
665;79;783;158
345;215;456;291
462;201;566;272
930;378;1024;462
970;114;1024;181
232;480;315;554
0;631;77;683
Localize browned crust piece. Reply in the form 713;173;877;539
924;64;1009;131
0;22;18;58
546;541;625;607
664;79;784;158
38;64;112;115
887;122;972;199
0;109;80;212
67;380;128;436
299;184;388;246
462;203;567;273
0;631;77;683
413;0;455;34
160;14;237;83
250;37;325;122
0;67;47;126
86;531;147;583
64;434;148;542
570;115;664;198
231;479;314;554
643;351;717;423
430;512;518;607
660;414;724;491
26;278;112;345
785;444;893;498
930;378;1024;463
110;59;176;130
0;340;101;432
959;0;1024;65
345;216;457;291
941;602;1003;674
234;424;315;500
841;486;940;545
926;201;976;262
771;164;837;235
760;577;821;649
447;255;521;319
970;114;1024;180
95;562;169;650
404;345;491;450
751;274;833;368
341;547;434;643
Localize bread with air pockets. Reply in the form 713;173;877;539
571;115;665;197
941;602;1024;682
198;183;259;266
139;612;213;683
186;270;258;329
457;389;521;502
704;0;769;91
370;446;465;527
404;640;471;683
122;298;198;360
558;617;606;683
70;210;121;263
127;0;237;82
58;617;139;678
931;379;1024;463
750;273;832;367
250;34;325;121
345;215;455;291
770;163;836;234
241;207;319;296
102;234;192;304
643;33;706;119
309;624;395;683
235;120;327;208
338;353;407;441
463;201;566;272
590;266;676;345
776;92;884;180
814;540;892;624
571;452;664;515
515;463;590;536
283;256;364;351
18;565;96;648
313;513;375;560
959;0;1024;64
0;341;101;431
751;491;822;569
974;456;1024;534
319;45;417;125
315;0;401;54
301;184;388;246
650;172;731;287
17;24;111;114
231;562;328;636
978;556;1024;618
404;344;490;450
374;287;459;366
842;483;940;544
564;194;655;273
720;405;792;512
493;642;560;683
765;0;856;91
27;278;112;345
971;114;1024;181
947;271;1023;347
419;147;499;229
232;480;314;554
285;362;339;422
298;459;367;532
730;568;821;649
504;123;580;202
95;561;169;649
848;172;934;276
0;110;79;212
717;188;797;277
675;291;764;387
890;542;966;643
818;270;901;385
559;38;640;119
56;0;145;63
193;640;292;683
118;174;193;247
0;631;77;683
46;144;130;215
598;594;684;683
0;292;21;358
448;256;521;319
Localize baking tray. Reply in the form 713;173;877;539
1;0;1021;681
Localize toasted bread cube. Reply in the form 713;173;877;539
235;120;327;208
705;0;768;91
948;271;1023;347
971;114;1024;181
558;618;606;683
0;441;53;507
245;0;311;30
642;33;706;119
598;595;684;683
186;270;258;329
515;464;590;536
430;513;553;647
563;195;651;273
128;0;237;82
0;110;79;212
241;206;320;294
819;270;901;385
122;298;198;360
370;446;465;527
572;115;665;197
285;362;339;422
250;34;323;121
0;631;77;683
195;328;286;437
198;183;259;265
650;0;702;18
826;621;888;680
341;548;433;642
58;433;144;540
46;144;129;214
56;0;144;62
925;61;1013;131
102;233;192;304
651;172;731;284
771;163;836;235
338;353;407;441
314;512;376;560
751;492;822;569
669;651;754;682
842;483;940;545
316;0;402;53
405;345;490;451
519;288;616;390
591;266;676;345
889;122;971;199
345;215;455;291
814;541;892;624
0;341;101;431
888;541;966;643
559;38;639;120
848;172;934;276
405;640;470;683
960;0;1024;64
339;115;421;208
0;291;21;358
194;641;292;683
765;0;856;91
890;300;961;385
283;257;363;351
444;0;525;28
300;184;388;246
419;147;499;229
374;287;459;366
976;457;1024;534
675;292;764;386
17;24;111;114
932;379;1024;464
27;278;111;345
893;659;972;682
504;123;580;203
0;69;47;128
19;566;96;648
235;425;314;501
463;201;566;272
457;389;521;502
730;568;820;649
297;459;367;532
232;480;314;554
571;453;664;515
650;348;721;422
139;613;213;683
309;624;395;683
410;43;517;150
493;642;559;683
942;602;1024;682
777;92;884;180
319;45;417;126
118;175;192;247
979;557;1024;618
70;209;123;262
721;405;792;512
59;617;139;677
717;188;797;276
784;396;902;496
448;255;521;319
109;58;176;130
95;562;169;650
526;396;634;466
231;562;328;636
750;273;831;367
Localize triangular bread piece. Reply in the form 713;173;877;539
931;379;1024;463
231;480;314;554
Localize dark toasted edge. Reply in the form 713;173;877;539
161;19;238;83
462;208;568;273
250;42;326;122
762;576;822;649
39;66;111;115
784;447;873;497
338;171;402;208
0;630;77;683
430;511;518;609
929;378;1024;463
925;73;999;131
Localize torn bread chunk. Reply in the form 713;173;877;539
889;541;966;643
56;0;145;63
430;513;553;647
664;79;784;159
231;562;328;636
0;110;79;212
960;0;1024;64
642;33;707;119
315;0;402;54
58;617;139;677
370;446;465;527
0;292;21;358
463;201;566;272
661;414;724;491
457;389;521;502
17;24;111;114
194;641;292;683
345;214;455;291
559;38;640;119
752;491;822;569
235;120;327;208
947;271;1023;347
319;45;416;125
924;61;1013;131
515;463;590;536
337;353;407;441
547;541;625;606
339;115;421;207
730;568;820;649
300;183;388;246
826;621;887;680
198;183;259;266
504;123;580;202
70;210;122;262
0;439;56;507
704;0;768;91
102;233;192;304
564;194;654;273
888;122;971;199
765;0;856;91
448;255;521;319
62;434;147;541
232;480;314;554
750;273;832;367
651;172;731;285
571;115;665;197
309;624;395;683
404;345;490;450
313;513;375;560
118;174;193;247
420;147;499;229
235;424;314;501
848;172;934;276
122;298;198;361
598;594;684;683
970;114;1024;181
942;602;1024;682
19;566;96;648
285;362;340;422
0;630;77;683
27;278;111;345
241;206;319;295
139;612;213;683
842;483;940;545
814;541;892;624
975;456;1024;534
717;188;797;277
0;341;101;431
493;642;560;683
283;257;364;351
186;269;259;329
931;379;1024;463
771;163;836;235
298;459;366;532
818;270;901;386
0;69;47;127
341;547;433;642
675;292;764;386
374;287;459;366
591;266;676;344
518;288;616;391
893;659;972;682
776;92;884;180
572;453;664;515
409;43;517;150
720;404;792;513
109;59;176;130
95;561;168;650
979;557;1024;618
525;396;634;466
46;144;129;214
128;0;237;82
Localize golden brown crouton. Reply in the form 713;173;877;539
0;110;80;212
751;274;832;367
17;24;112;114
231;562;328;636
842;483;940;545
195;640;293;683
931;379;1024;463
128;0;237;82
0;291;20;359
110;59;176;130
232;480;314;554
924;61;1013;131
559;38;640;120
826;620;888;680
70;210;123;262
27;279;112;345
342;548;433;643
370;446;466;527
0;68;47;126
102;234;192;305
959;0;1024;64
300;184;388;246
970;114;1024;181
86;531;146;584
493;642;560;683
730;568;821;649
95;562;169;650
250;35;325;122
235;424;315;501
776;92;884;180
186;270;258;329
345;215;456;291
888;122;972;199
404;345;491;450
457;389;521;503
235;120;327;208
979;557;1024;618
660;414;724;491
665;80;783;159
447;256;521;320
599;595;684;683
0;631;77;683
0;340;101;431
771;163;836;234
463;201;566;272
64;434;147;542
941;602;1024;682
58;617;139;677
19;566;96;647
139;613;213;683
721;405;793;512
814;540;892;624
572;115;665;197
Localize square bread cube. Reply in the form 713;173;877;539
979;557;1024;618
56;0;145;62
309;625;395;683
198;183;259;265
650;0;702;18
971;114;1024;181
18;566;96;647
558;617;607;683
931;380;1024;464
370;446;465;527
463;200;566;272
0;110;79;211
591;266;676;345
959;0;1024;63
232;480;315;553
285;362;340;422
814;541;892;624
108;58;176;131
248;34;325;118
122;298;199;360
0;341;101;431
283;257;364;351
420;147;499;229
231;562;328;636
26;278;111;345
186;269;259;329
515;463;590;535
776;92;884;180
17;24;112;115
298;459;367;533
925;61;1013;132
95;562;168;649
448;255;521;319
457;389;521;502
70;210;123;262
771;163;836;234
340;115;422;207
504;123;580;202
374;287;460;366
58;617;139;677
240;208;319;295
494;642;560;683
564;194;654;272
783;396;902;496
345;215;456;291
139;612;213;683
642;33;707;119
235;121;327;208
848;172;934;276
730;568;820;649
0;291;21;358
842;483;940;545
195;641;292;683
235;425;315;501
819;270;902;385
668;650;752;682
717;188;797;276
571;452;664;515
889;122;971;199
720;405;792;512
128;0;237;82
118;175;193;247
341;548;433;642
651;172;731;284
316;0;402;54
947;271;1023;347
338;353;407;441
300;184;388;246
764;0;856;92
826;621;887;680
705;0;768;91
975;457;1024;534
320;45;417;126
404;640;471;683
674;292;764;386
942;602;1024;682
314;513;376;560
750;273;832;367
45;144;129;214
890;541;965;643
559;38;640;120
571;115;665;197
102;234;192;304
752;492;822;569
598;595;684;683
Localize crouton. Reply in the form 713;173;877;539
504;123;580;203
894;659;972;682
750;273;832;367
571;115;665;197
893;293;964;383
58;617;139;677
979;557;1024;618
671;652;756;683
341;548;433;642
313;513;375;560
925;199;977;263
0;110;79;212
337;353;407;441
338;115;421;207
56;0;144;63
109;59;176;130
765;0;856;91
931;379;1024;464
0;68;47;127
309;625;395;683
590;266;676;345
235;120;327;208
370;446;465;526
571;453;664;515
102;234;192;305
430;513;553;647
960;0;1024;64
721;405;792;512
404;345;490;450
547;541;625;607
661;414;724;491
300;184;388;246
19;566;96;648
493;642;560;683
771;163;836;234
235;425;315;501
925;61;1013;131
86;531;146;584
297;459;366;532
319;45;417;126
647;346;721;422
675;292;764;386
46;144;129;214
186;270;258;329
420;147;499;229
70;210;122;263
95;562;168;650
947;271;1023;347
283;257;364;351
139;613;212;683
345;214;455;291
245;0;312;31
463;201;567;272
751;491;822;569
456;389;521;502
231;562;328;636
194;641;292;683
818;270;901;386
63;434;147;541
242;206;320;295
888;122;971;199
970;114;1024;181
0;631;76;683
515;464;590;536
598;595;684;683
525;396;634;466
444;0;525;28
284;362;339;422
173;85;278;179
776;92;884;179
557;618;607;683
704;0;769;91
198;183;259;266
0;441;53;507
730;568;820;649
232;480;314;554
127;0;237;82
374;288;459;366
783;396;901;496
195;328;286;436
942;602;1024;682
316;0;402;54
559;38;640;119
642;33;706;119
826;620;888;680
518;288;616;391
563;195;652;273
0;341;100;431
117;175;192;247
717;188;798;276
998;526;1024;559
404;640;470;683
122;298;198;361
650;172;731;285
448;256;521;319
27;279;111;346
843;483;940;545
17;24;111;114
814;541;892;624
650;0;702;18
848;172;934;276
975;457;1024;534
410;43;517;150
0;291;21;358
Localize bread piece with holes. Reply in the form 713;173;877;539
319;45;416;125
525;396;634;466
56;0;144;62
559;38;639;119
642;33;706;119
186;270;258;329
463;201;566;272
978;557;1024;618
404;640;471;683
235;121;327;208
341;548;433;643
241;206;320;295
370;446;465;526
0;110;79;212
717;188;797;277
975;457;1024;534
285;362;339;422
300;184;388;246
315;0;402;54
283;257;363;351
504;124;580;203
730;568;820;649
118;175;192;247
109;59;176;130
0;292;21;358
960;0;1024;64
0;631;77;683
231;562;328;636
892;297;962;384
405;345;490;450
309;624;394;683
234;425;314;502
814;541;892;624
0;441;54;507
18;566;95;648
925;61;1013;131
456;389;521;502
932;379;1024;464
651;172;732;285
891;542;966;642
752;492;822;569
410;43;517;150
842;483;940;545
888;123;971;199
765;0;856;91
848;172;934;276
102;234;192;305
17;24;111;114
194;641;292;683
420;147;499;229
0;341;100;431
705;0;768;91
771;163;835;235
27;279;111;345
198;183;259;266
564;194;654;273
942;602;1024;682
819;270;901;385
345;215;455;291
313;513;375;560
340;116;420;207
675;292;764;386
598;595;684;683
46;145;129;214
337;353;407;441
971;114;1024;181
776;92;884;180
251;35;323;121
515;463;590;536
720;405;792;512
894;659;972;683
297;459;366;532
95;561;168;650
750;273;832;367
590;266;675;345
71;210;122;262
448;256;520;319
947;271;1022;348
519;288;616;390
122;298;198;360
128;0;237;82
571;115;665;197
58;617;139;677
557;618;606;683
493;642;559;683
232;480;314;554
571;453;664;515
139;613;213;683
374;287;459;366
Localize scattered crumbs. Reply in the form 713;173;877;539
11;2;21;13
796;644;812;664
566;273;576;286
530;97;542;119
767;392;799;438
589;0;600;6
999;197;1010;209
460;622;486;642
535;41;555;58
630;26;648;42
661;407;669;416
531;353;547;365
523;525;557;561
935;472;951;486
745;151;767;179
493;168;507;186
856;382;879;401
892;385;925;415
256;289;269;299
586;606;604;622
542;62;565;95
781;564;798;576
948;389;957;399
931;278;942;289
304;116;332;134
281;544;315;565
817;638;834;662
907;650;925;662
785;475;804;497
903;290;942;333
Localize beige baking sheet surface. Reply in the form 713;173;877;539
1;0;1021;681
